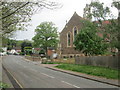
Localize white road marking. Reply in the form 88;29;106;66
72;85;81;88
61;81;80;88
41;73;55;78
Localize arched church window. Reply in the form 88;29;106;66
67;32;71;47
73;27;78;41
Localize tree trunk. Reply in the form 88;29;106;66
45;47;48;58
117;3;120;70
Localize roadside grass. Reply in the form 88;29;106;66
55;64;120;79
0;82;10;88
42;62;61;64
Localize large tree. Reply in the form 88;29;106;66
83;0;120;55
0;1;61;37
83;1;110;21
109;0;120;54
74;20;108;56
32;22;58;56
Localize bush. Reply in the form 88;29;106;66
19;52;25;55
0;82;10;88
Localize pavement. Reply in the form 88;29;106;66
1;56;14;88
0;56;2;82
2;67;14;88
41;64;120;87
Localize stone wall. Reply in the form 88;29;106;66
25;56;41;61
75;56;119;69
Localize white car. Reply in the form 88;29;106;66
0;52;7;56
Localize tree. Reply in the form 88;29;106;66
83;0;120;55
32;22;58;57
7;39;16;50
74;20;108;56
109;0;120;55
0;1;61;37
21;40;32;54
83;1;110;21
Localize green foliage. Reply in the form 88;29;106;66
24;47;32;55
0;48;4;52
112;1;120;9
74;20;108;56
83;1;110;21
106;19;120;50
39;49;45;54
0;82;10;88
21;40;32;53
56;64;119;79
19;52;25;55
83;0;120;53
32;22;58;56
1;1;61;37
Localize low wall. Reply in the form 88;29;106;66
75;56;119;69
25;56;41;61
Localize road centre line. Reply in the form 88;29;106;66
41;73;55;78
61;81;80;88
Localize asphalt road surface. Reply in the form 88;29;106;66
2;55;119;88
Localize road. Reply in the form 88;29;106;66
2;55;118;88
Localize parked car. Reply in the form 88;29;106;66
0;52;7;56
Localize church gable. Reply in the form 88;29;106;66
60;12;84;56
60;12;84;48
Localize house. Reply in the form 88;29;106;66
59;12;85;58
14;47;21;53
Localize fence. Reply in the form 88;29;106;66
75;56;119;69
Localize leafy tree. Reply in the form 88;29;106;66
105;1;120;55
83;1;110;21
74;20;108;56
32;22;58;57
21;40;32;54
0;48;4;52
0;1;61;37
24;47;32;55
83;0;120;55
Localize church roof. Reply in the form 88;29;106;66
60;12;84;34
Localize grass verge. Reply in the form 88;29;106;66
42;61;61;64
55;64;120;79
0;82;10;88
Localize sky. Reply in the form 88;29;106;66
13;0;118;40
